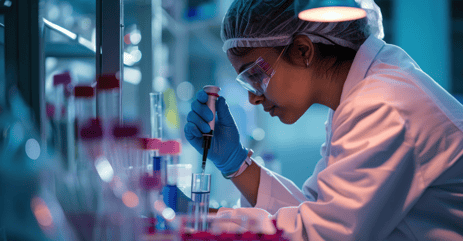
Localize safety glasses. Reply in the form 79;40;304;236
235;46;288;96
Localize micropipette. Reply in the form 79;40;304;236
201;86;221;174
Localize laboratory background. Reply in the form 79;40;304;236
0;0;462;240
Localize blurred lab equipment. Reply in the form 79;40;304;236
161;140;183;212
96;74;120;135
55;85;99;241
0;87;78;240
0;85;291;240
137;137;163;234
80;119;142;241
50;72;75;171
150;92;163;141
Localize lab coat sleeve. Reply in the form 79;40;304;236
239;163;310;214
218;98;422;241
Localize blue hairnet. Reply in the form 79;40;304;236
221;0;384;52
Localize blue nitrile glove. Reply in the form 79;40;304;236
184;90;248;176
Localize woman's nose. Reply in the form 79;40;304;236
248;91;264;105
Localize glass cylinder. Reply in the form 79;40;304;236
74;85;96;131
110;124;140;181
190;173;211;231
150;92;163;140
160;140;181;187
53;72;72;120
74;85;96;172
54;84;65;120
96;75;120;135
138;138;162;177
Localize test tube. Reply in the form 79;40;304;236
79;118;109;182
74;85;96;131
190;173;211;231
96;74;120;136
138;138;161;174
111;124;140;180
150;92;163;140
137;138;164;234
160;140;182;186
53;72;72;119
74;85;95;170
149;92;163;203
160;140;182;212
52;73;72;169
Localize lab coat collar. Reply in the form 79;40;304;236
340;35;385;104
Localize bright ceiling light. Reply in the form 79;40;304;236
296;0;367;22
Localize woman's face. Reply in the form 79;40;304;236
228;47;317;124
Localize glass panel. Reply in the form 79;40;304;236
39;0;96;166
122;0;149;127
38;2;98;240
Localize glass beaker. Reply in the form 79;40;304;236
190;173;211;231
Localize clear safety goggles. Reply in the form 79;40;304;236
235;46;288;96
235;57;275;96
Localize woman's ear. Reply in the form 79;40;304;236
289;35;315;68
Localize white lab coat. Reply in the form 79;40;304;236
216;35;463;240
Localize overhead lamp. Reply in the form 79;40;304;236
296;0;367;22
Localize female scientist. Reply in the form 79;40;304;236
184;0;463;240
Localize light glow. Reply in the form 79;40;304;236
130;49;142;63
25;138;41;160
176;81;195;101
78;37;96;52
130;30;142;45
124;67;142;85
43;18;77;40
47;5;60;21
154;200;166;213
162;208;176;221
95;156;114;182
63;16;75;28
210;199;220;209
122;191;139;208
153;76;169;92
298;7;366;22
252;128;265;141
79;17;92;31
31;197;53;227
124;52;136;66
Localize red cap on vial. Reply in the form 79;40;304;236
138;137;161;150
97;74;120;91
160;140;181;155
112;124;139;138
73;85;95;98
80;118;103;139
46;103;55;118
53;72;72;86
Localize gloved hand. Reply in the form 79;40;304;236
184;90;248;176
